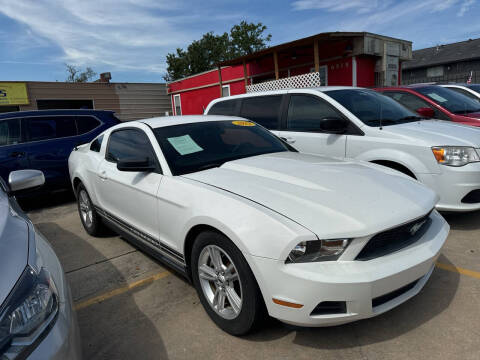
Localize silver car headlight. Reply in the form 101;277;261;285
0;266;58;359
432;146;480;167
286;239;351;263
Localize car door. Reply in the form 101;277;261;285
0;117;29;182
275;93;347;157
25;115;78;189
96;127;162;240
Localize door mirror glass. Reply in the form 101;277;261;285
117;157;155;172
8;170;45;193
319;117;347;133
416;107;435;118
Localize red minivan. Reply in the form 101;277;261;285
375;85;480;127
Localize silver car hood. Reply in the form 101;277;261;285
184;152;437;239
0;191;29;306
381;120;480;146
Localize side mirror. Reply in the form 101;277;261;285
320;117;348;134
416;107;435;118
8;170;45;193
117;157;155;172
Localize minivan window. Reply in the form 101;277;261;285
90;135;104;152
287;95;344;131
208;99;240;116
239;96;282;129
0;119;21;146
77;116;101;135
326;89;422;127
27;116;76;141
106;129;157;165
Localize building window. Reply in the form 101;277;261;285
173;94;182;115
310;65;328;85
426;66;444;78
36;99;93;110
221;85;230;97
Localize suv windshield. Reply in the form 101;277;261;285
153;120;292;175
416;86;480;114
325;89;422;127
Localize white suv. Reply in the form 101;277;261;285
206;87;480;212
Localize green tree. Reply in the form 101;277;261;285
164;22;271;81
65;64;97;82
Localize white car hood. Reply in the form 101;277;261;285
382;120;480;146
183;152;437;239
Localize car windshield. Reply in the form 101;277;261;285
325;89;422;127
466;84;480;93
153;120;292;175
416;86;480;114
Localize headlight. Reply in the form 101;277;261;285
0;266;58;359
286;239;350;263
432;146;480;167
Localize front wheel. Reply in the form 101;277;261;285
191;231;264;335
76;183;104;236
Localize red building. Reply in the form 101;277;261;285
168;32;412;115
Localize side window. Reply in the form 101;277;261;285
106;129;158;170
287;95;344;131
27;116;76;141
383;92;449;120
90;135;104;152
77;116;101;135
447;87;480;102
239;96;282;129
0;119;21;146
208;99;240;116
173;94;182;116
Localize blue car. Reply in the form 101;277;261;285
0;109;120;194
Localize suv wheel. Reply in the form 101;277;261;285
191;231;264;335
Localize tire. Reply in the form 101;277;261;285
76;183;104;236
191;231;264;336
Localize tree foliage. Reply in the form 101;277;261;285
65;64;97;82
164;21;272;81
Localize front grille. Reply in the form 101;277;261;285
356;212;432;261
372;279;420;308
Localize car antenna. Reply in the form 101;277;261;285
379;101;383;130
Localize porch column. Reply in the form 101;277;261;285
217;66;223;97
314;39;320;72
243;59;248;88
273;51;279;80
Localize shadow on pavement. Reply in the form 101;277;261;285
18;190;76;212
245;254;459;350
34;222;170;360
442;210;480;231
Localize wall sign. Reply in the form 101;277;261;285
0;83;29;106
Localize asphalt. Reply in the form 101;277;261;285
26;196;480;360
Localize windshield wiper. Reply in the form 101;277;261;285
196;162;225;171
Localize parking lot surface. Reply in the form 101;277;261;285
26;198;480;360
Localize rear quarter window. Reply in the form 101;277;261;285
208;99;241;116
77;116;101;135
90;135;103;152
239;96;282;129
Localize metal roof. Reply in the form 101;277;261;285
218;32;411;67
403;38;480;70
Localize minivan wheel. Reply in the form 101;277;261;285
76;184;104;236
191;231;264;336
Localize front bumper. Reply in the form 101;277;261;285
249;210;449;326
417;162;480;212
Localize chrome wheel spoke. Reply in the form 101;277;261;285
225;286;241;314
198;264;217;281
217;290;226;311
208;246;223;271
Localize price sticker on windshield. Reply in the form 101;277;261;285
232;120;255;126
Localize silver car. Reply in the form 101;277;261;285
0;170;81;359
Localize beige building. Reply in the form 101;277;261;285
0;81;171;121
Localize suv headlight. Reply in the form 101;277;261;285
0;266;58;359
432;146;480;167
286;239;350;263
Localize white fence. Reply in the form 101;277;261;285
246;72;321;93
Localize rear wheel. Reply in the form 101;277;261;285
191;231;264;335
76;183;104;236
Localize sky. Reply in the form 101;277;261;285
0;0;478;83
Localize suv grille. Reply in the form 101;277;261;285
356;212;432;261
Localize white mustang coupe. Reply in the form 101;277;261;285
68;115;449;335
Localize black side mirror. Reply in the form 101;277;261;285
117;157;155;172
320;117;348;134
